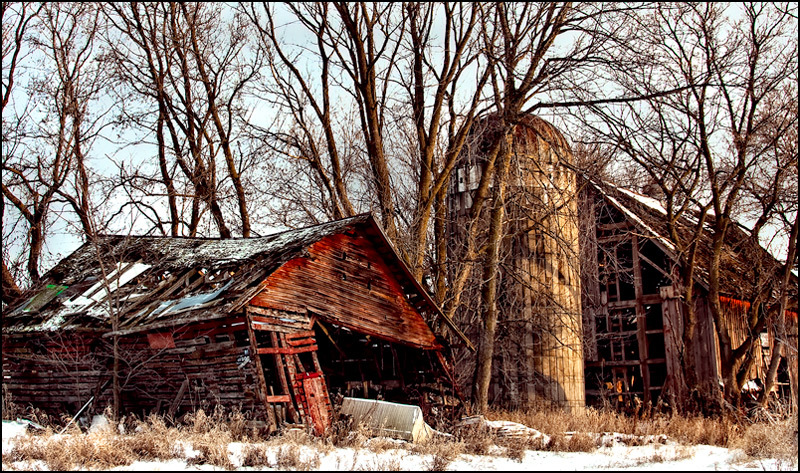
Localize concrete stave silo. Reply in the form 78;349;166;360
448;114;584;411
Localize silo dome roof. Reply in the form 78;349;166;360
467;114;572;160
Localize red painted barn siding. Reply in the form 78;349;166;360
250;233;440;350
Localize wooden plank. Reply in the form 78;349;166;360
266;395;291;403
632;234;651;404
281;333;306;423
168;379;189;417
249;305;309;320
245;308;277;432
285;337;315;347
269;331;297;423
311;350;323;374
285;330;316;340
251;323;305;334
250;314;308;328
118;271;189;327
229;280;268;312
257;345;318;355
300;374;332;436
294;354;306;373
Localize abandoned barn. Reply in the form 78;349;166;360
579;179;798;411
2;214;470;433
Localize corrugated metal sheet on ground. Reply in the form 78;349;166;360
339;397;434;443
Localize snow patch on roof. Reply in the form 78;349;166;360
594;186;676;252
157;218;361;267
614;187;668;215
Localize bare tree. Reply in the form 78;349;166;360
575;2;798;411
102;2;258;238
2;3;106;287
1;1;42;301
448;2;645;414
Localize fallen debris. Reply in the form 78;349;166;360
339;397;441;443
454;415;551;444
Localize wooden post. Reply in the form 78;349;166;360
632;235;651;405
269;331;298;423
245;307;277;432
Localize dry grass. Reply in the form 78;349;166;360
2;385;19;421
6;428;136;471
325;417;372;449
544;432;598;452
362;456;404;471
485;404;740;447
241;443;273;467
4;402;797;470
2;385;55;428
3;406;257;470
240;429;329;469
731;411;798;465
274;444;322;470
365;436;404;453
127;414;182;460
416;436;464;471
451;423;496;456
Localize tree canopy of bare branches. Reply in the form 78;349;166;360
2;1;796;415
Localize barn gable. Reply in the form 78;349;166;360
579;178;797;411
251;232;440;350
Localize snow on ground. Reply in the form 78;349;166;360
2;420;795;471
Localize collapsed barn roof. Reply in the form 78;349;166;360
584;178;797;307
4;213;471;349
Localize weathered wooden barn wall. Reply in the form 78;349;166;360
579;181;797;411
250;232;441;350
2;314;269;422
2;215;464;433
579;182;731;410
245;230;459;429
788;313;799;411
3;331;109;415
580;185;673;409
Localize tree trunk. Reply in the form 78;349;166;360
759;213;798;406
2;260;21;303
473;134;512;414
